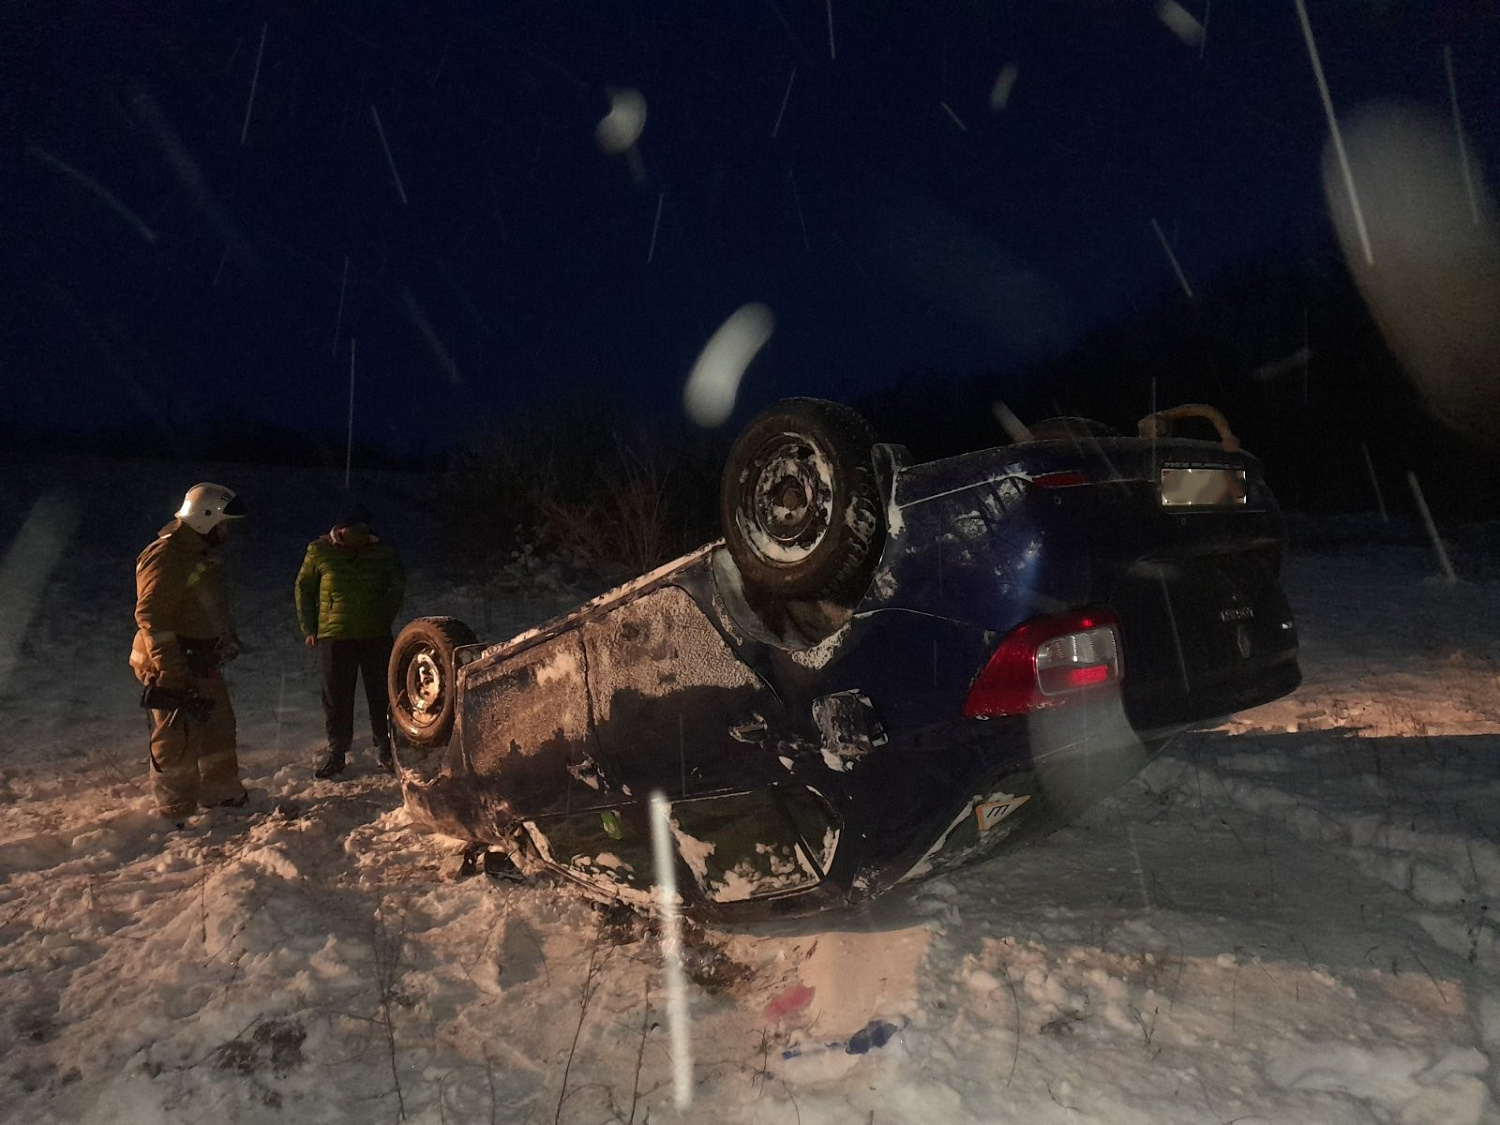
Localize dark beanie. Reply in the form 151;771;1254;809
333;502;372;528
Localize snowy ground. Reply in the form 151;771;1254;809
3;459;1500;1124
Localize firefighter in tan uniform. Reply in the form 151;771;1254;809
130;483;250;819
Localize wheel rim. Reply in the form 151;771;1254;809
747;437;835;564
404;648;444;727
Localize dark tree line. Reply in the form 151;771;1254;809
857;240;1500;522
12;238;1497;579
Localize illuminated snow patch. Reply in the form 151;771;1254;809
669;819;716;886
885;494;906;538
820;746;852;772
534;647;580;686
818;825;839;872
787;621;850;669
596;87;647;154
683;303;775;427
238;846;302;881
898;797;982;883
0;492;78;693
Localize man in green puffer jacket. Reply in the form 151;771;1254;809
295;503;406;779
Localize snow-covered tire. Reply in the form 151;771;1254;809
388;617;477;748
721;398;884;603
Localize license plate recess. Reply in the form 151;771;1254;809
1159;466;1247;508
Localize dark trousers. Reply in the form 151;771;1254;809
319;636;393;754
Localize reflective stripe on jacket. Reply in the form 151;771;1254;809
131;519;233;684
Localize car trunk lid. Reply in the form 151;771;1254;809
871;433;1299;730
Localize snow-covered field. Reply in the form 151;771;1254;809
3;459;1500;1124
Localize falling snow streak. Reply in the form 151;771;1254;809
331;255;349;357
222;35;243;78
647;191;664;264
1156;573;1192;694
435;259;495;336
529;120;545;182
27;147;158;245
648;792;693;1110
826;0;836;60
771;67;795;139
401;288;461;384
1294;0;1373;266
370;105;408;205
1360;443;1388;523
1125;825;1155;912
345;338;356;489
1151;218;1194;298
45;280;169;436
1407;473;1457;585
240;22;266;145
991;400;1033;444
940;101;968;132
0;493;79;694
787;168;810;252
131;87;255;267
1443;47;1481;226
212;246;229;287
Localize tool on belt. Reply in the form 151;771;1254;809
139;684;216;723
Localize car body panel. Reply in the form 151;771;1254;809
397;433;1300;921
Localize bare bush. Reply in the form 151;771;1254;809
441;402;721;578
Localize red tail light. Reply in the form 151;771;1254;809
1027;471;1091;489
963;608;1122;719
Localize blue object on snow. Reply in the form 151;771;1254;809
780;1018;904;1060
845;1019;900;1054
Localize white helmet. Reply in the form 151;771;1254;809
175;483;247;535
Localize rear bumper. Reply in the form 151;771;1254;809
1123;649;1301;731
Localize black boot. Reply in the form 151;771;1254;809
314;747;347;780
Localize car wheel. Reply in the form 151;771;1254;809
388;616;478;747
721;397;884;603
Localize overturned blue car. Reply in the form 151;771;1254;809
388;398;1299;921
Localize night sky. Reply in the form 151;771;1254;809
5;1;1496;454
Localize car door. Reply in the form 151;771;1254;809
582;583;838;906
582;583;784;796
457;628;606;816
